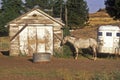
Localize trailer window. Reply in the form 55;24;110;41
106;32;112;36
98;32;102;36
116;33;120;37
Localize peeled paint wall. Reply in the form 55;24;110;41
10;25;53;56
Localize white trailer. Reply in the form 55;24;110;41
97;25;120;54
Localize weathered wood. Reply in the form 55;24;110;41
54;33;62;41
10;24;28;41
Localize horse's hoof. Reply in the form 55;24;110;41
74;57;77;60
94;57;97;61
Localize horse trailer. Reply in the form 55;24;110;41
97;25;120;54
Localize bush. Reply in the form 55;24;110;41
54;45;73;58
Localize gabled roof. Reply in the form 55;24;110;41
7;8;65;26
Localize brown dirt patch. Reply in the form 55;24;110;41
0;55;120;80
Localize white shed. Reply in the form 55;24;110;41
7;8;64;56
97;25;120;54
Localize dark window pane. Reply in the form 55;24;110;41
98;32;102;36
106;32;112;36
116;33;120;37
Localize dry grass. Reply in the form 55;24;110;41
71;27;98;39
88;10;120;27
0;63;119;80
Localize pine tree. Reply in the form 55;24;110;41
25;0;55;16
25;0;45;9
0;0;25;36
53;0;64;17
25;0;55;10
1;0;25;21
67;0;89;29
105;0;120;20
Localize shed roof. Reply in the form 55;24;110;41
7;8;64;26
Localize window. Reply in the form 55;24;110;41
116;33;120;37
106;32;112;36
98;32;102;36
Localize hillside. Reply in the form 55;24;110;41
89;9;120;26
71;9;120;39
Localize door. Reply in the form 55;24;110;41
19;25;53;56
37;26;53;55
103;32;113;53
28;26;37;56
37;27;45;53
104;32;113;47
113;32;120;54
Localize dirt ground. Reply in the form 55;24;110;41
1;8;120;79
0;27;120;80
0;55;120;80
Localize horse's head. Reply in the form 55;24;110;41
60;36;69;46
63;36;69;44
62;36;76;45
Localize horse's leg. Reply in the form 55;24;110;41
75;48;79;60
92;47;97;60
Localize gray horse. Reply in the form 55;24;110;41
62;36;98;60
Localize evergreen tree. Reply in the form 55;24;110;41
0;12;8;36
67;0;89;29
25;0;45;9
25;0;55;15
53;0;64;17
0;0;25;36
105;0;120;20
